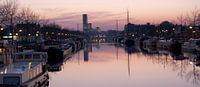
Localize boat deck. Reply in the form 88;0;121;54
0;62;40;74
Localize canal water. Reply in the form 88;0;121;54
49;43;200;87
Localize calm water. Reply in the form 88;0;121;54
49;43;200;87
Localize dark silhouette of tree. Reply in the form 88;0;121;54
177;14;186;25
0;0;18;25
0;0;43;26
16;7;41;24
186;7;200;26
198;14;200;26
158;21;174;39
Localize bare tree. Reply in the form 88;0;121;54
17;7;41;23
177;14;186;25
186;7;200;26
198;14;200;26
40;18;49;25
0;0;18;25
0;3;8;25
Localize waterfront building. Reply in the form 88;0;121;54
124;23;156;38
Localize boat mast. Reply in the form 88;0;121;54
127;9;130;24
128;53;131;77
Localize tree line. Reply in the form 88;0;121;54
177;7;200;26
0;0;82;40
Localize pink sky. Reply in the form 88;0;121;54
18;0;200;30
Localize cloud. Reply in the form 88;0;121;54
47;11;154;30
50;12;81;22
48;11;128;30
40;8;66;12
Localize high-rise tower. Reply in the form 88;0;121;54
82;14;88;32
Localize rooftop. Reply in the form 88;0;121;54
0;62;40;74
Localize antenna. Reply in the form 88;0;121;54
77;23;79;31
116;20;119;31
127;9;130;24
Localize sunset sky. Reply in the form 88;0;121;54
18;0;200;30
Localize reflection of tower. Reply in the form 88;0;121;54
82;14;88;33
78;51;80;65
116;46;119;60
84;44;89;62
116;20;119;60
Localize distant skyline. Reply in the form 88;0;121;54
18;0;200;30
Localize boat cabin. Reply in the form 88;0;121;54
44;40;60;50
13;52;48;63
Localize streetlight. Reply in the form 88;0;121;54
36;34;39;37
0;28;3;31
19;29;22;32
189;26;193;29
192;30;196;33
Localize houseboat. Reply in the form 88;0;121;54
142;38;158;54
157;39;172;51
0;52;49;87
182;39;200;52
62;44;72;59
44;40;64;65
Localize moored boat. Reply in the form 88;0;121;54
182;39;200;52
0;52;49;87
142;38;158;54
62;44;72;60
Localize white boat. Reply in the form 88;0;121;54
0;52;49;87
142;38;158;53
183;52;197;60
157;39;172;50
62;44;72;59
182;39;200;52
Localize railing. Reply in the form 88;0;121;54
21;63;43;83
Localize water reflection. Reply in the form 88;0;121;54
49;43;200;87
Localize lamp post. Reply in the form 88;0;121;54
0;27;3;31
25;20;29;42
0;27;3;39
